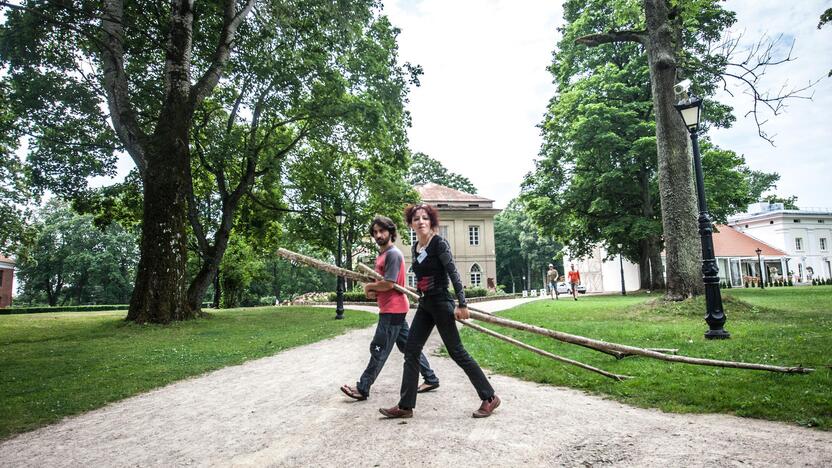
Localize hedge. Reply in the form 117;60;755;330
1;303;213;315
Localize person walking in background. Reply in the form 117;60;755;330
379;203;500;419
340;216;440;402
546;264;560;300
567;264;581;301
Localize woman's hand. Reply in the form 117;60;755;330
454;306;470;320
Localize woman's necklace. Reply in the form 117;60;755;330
417;233;434;252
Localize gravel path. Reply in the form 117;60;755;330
1;297;830;467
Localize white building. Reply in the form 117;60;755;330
394;183;501;289
727;203;832;282
563;246;641;294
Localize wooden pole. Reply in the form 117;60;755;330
355;264;629;380
282;248;813;375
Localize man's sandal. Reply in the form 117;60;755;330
417;382;440;393
340;384;367;401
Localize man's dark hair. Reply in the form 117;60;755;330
369;215;397;242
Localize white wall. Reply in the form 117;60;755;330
564;246;641;293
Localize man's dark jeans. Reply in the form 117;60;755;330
356;313;439;397
398;295;494;409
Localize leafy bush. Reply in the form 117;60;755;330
1;305;130;315
327;291;375;302
464;287;488;298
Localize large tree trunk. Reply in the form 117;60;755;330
643;0;702;300
127;129;194;323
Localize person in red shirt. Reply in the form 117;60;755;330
340;216;439;401
567;264;581;301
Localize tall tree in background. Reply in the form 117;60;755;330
526;0;811;298
494;199;560;292
184;13;416;311
16;200;138;306
0;0;412;322
0;79;32;253
405;152;478;194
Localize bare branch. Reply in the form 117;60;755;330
576;30;647;47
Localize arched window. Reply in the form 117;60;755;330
407;266;416;288
470;263;482;288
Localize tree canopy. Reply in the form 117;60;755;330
405;152;478;194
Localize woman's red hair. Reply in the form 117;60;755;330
404;203;440;229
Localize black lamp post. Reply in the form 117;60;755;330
755;247;765;289
335;208;346;320
617;243;626;296
674;91;730;339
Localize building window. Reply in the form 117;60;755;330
821;238;828;251
793;219;801;223
438;225;449;239
409;228;417;245
407;266;416;288
468;203;480;207
770;220;774;224
745;224;749;228
468;226;480;245
795;237;803;251
470;263;482;288
819;220;825;224
0;271;3;287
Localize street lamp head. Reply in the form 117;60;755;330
617;243;622;249
755;247;762;255
335;208;346;225
674;92;703;133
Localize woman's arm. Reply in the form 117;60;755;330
435;237;467;308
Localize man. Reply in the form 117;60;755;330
340;216;440;401
546;264;560;300
567;264;581;301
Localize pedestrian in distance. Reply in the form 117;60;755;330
568;263;581;301
546;264;560;300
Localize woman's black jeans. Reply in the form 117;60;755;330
398;294;494;409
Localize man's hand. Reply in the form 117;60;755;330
454;306;470;320
363;283;376;299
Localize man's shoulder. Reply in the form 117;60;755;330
385;245;404;260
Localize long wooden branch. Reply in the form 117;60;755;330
279;248;813;375
353;264;630;381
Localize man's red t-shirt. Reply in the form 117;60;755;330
568;270;581;284
374;246;409;313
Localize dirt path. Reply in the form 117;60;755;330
1;298;830;467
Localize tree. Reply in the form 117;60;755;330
494;199;560;292
183;13;417;312
16;200;138;306
557;0;813;299
820;7;832;76
761;194;799;210
284;139;416;283
0;79;32;254
1;0;412;323
405;152;478;194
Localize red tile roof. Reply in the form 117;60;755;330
416;183;493;203
0;255;14;264
713;225;785;257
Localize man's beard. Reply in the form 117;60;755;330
375;235;390;246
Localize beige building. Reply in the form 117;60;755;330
394;183;500;290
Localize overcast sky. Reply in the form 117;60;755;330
384;0;832;209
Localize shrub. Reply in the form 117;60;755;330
464;287;488;298
327;291;375;302
0;304;130;315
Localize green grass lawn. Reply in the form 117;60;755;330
461;286;832;430
0;306;376;439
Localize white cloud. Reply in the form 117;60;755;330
387;0;832;209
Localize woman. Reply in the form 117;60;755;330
379;203;500;419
